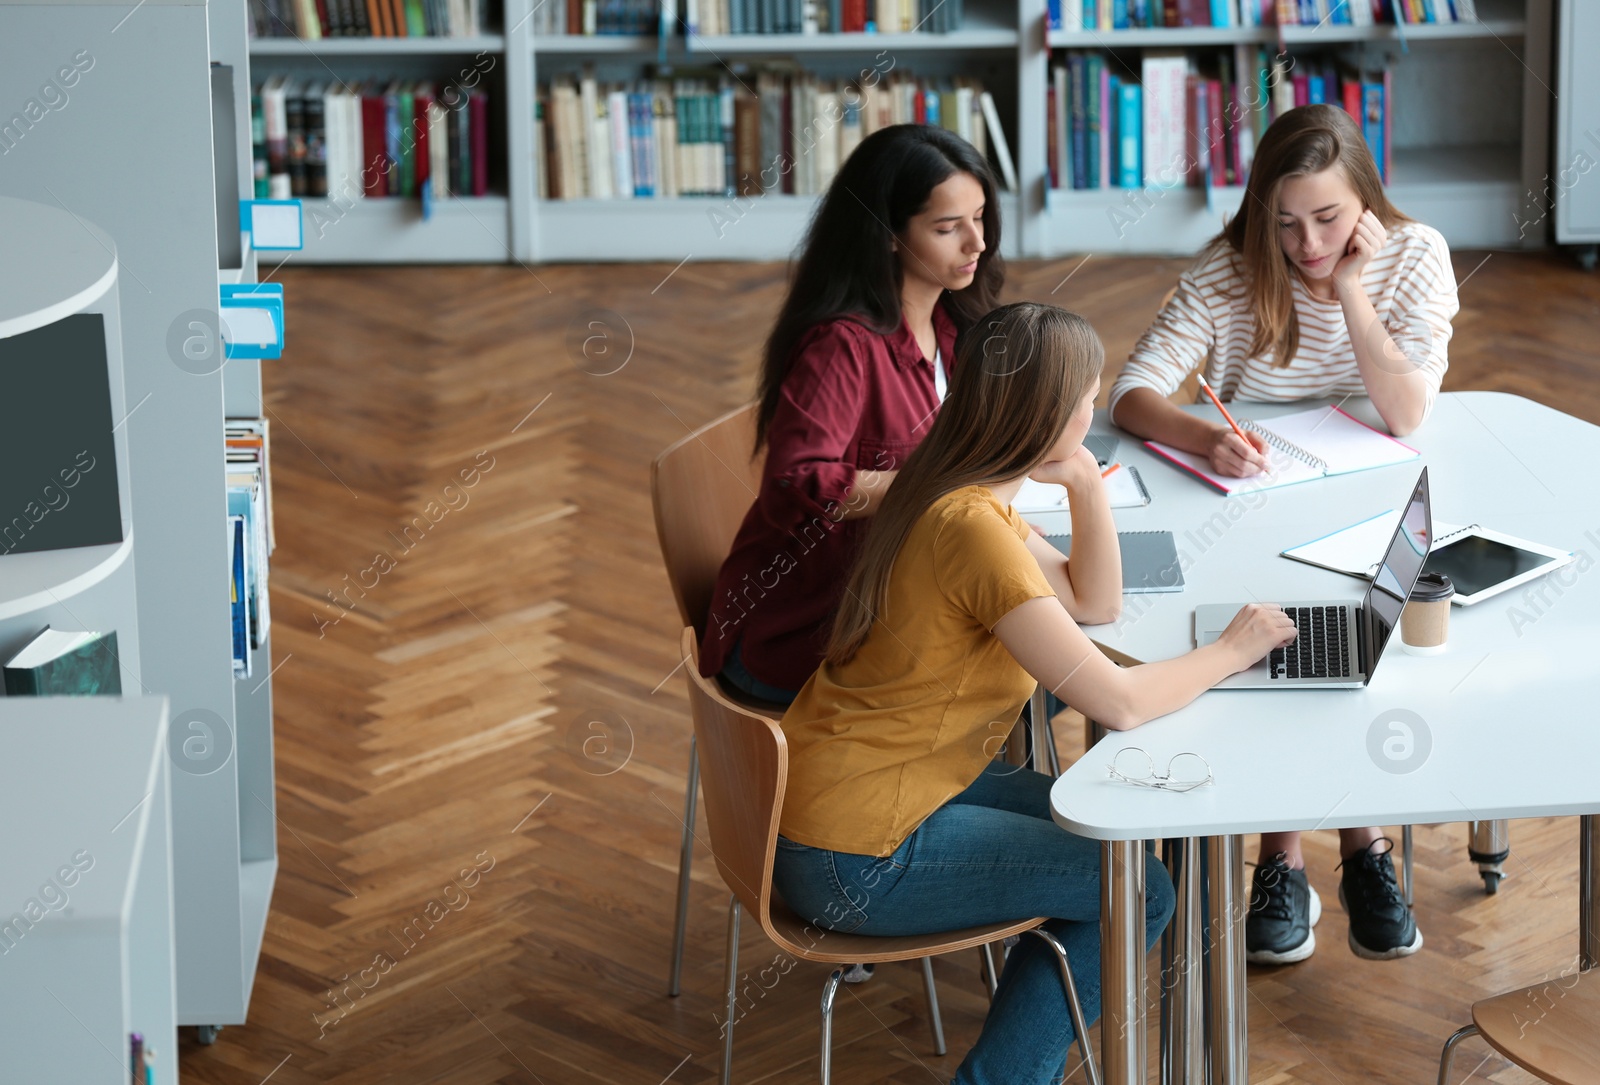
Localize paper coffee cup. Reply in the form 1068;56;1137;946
1401;572;1454;655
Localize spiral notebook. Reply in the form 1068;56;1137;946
1013;463;1152;513
1145;406;1420;495
1281;510;1475;580
1044;530;1184;594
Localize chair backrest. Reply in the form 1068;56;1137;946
651;403;764;637
680;626;783;922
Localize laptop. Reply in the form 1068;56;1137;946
1193;467;1431;689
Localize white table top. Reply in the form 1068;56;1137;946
1048;392;1600;840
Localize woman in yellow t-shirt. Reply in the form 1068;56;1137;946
773;301;1296;1084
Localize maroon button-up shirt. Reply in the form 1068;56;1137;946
700;301;960;692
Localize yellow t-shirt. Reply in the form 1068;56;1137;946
778;486;1057;856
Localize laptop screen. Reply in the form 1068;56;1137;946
1363;468;1431;676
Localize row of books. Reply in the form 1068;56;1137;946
248;0;496;38
227;420;275;679
254;75;492;201
533;0;964;35
1051;0;1478;30
1047;48;1390;191
536;68;1012;200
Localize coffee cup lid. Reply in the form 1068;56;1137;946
1409;571;1454;602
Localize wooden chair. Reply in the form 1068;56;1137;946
680;626;1100;1085
650;402;778;999
1437;976;1600;1085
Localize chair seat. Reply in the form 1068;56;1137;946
767;900;1044;965
1472;977;1600;1085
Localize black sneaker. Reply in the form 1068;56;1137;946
1246;852;1322;965
1338;838;1423;960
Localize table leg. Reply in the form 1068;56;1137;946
1102;839;1147;1085
1582;814;1599;972
1160;838;1205;1085
1204;835;1248;1085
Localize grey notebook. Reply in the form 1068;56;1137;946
1045;530;1185;594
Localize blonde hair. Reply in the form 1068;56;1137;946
1206;103;1411;367
826;302;1104;664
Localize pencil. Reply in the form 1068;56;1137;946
1101;463;1122;480
1196;374;1250;445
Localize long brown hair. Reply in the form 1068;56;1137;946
825;302;1104;664
1206;103;1410;367
754;124;1005;449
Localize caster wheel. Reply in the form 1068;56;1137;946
196;1024;223;1045
1482;872;1501;895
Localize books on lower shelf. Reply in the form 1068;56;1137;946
227;420;275;676
247;0;496;38
1048;47;1392;192
3;629;122;696
255;75;492;202
536;65;1007;200
1050;0;1476;30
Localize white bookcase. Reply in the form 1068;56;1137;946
0;696;175;1085
0;0;279;1047
251;0;1552;262
1554;0;1599;262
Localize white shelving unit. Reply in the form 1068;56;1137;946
1555;0;1600;259
0;0;279;1047
249;0;1555;262
0;696;175;1085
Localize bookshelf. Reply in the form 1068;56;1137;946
251;0;1555;262
0;696;175;1085
0;0;280;1048
1033;0;1553;255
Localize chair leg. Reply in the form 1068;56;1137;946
669;737;700;997
919;957;947;1057
720;893;740;1085
1402;824;1415;909
1028;688;1062;776
979;943;1000;999
1027;927;1101;1085
819;968;844;1085
1437;1023;1479;1085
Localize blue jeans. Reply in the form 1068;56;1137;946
773;763;1175;1085
722;638;800;705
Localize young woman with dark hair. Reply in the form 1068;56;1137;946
1111;103;1460;965
699;123;1004;707
774;302;1296;1084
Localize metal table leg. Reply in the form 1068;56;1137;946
1468;819;1510;894
1582;814;1599;972
1204;835;1248;1085
1102;839;1148;1085
1160;838;1205;1085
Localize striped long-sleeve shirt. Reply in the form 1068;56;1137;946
1109;221;1459;420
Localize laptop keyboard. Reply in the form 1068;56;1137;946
1269;606;1352;680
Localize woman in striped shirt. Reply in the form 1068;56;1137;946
1109;103;1458;966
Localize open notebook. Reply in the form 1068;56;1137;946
1013;463;1152;512
1145;405;1419;495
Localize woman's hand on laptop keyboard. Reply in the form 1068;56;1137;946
1216;603;1299;673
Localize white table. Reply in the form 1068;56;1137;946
1045;392;1600;1085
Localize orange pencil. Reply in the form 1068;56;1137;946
1198;374;1270;475
1101;463;1121;480
1196;374;1249;445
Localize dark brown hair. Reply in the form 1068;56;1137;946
754;124;1005;449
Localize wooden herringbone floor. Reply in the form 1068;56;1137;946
175;250;1600;1084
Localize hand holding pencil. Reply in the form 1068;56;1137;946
1197;375;1273;478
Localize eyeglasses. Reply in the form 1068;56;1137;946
1107;748;1213;793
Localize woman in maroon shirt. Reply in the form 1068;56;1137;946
701;123;1005;703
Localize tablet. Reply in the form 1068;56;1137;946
1419;526;1575;606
